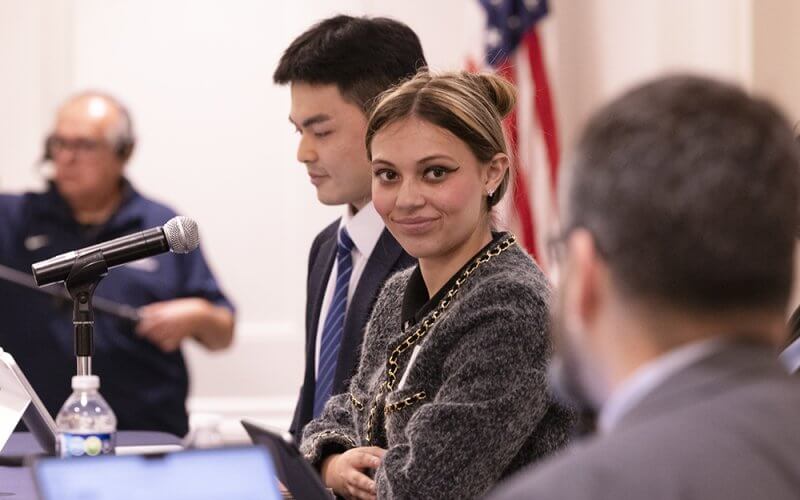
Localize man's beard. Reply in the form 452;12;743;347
547;301;606;427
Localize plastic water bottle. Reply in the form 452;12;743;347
182;413;225;448
55;375;117;458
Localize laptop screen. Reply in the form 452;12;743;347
34;446;282;500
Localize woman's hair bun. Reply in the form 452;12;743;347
472;72;517;118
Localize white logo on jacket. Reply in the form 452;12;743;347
24;235;49;251
123;257;159;273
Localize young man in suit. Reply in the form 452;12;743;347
273;16;425;437
489;75;800;499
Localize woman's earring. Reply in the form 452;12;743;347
487;188;495;204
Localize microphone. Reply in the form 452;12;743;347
31;216;199;287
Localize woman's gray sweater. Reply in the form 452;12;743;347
300;235;574;499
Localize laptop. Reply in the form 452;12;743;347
242;419;333;500
33;445;282;500
0;348;181;457
0;348;56;454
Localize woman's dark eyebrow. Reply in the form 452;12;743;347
417;154;457;164
371;155;459;167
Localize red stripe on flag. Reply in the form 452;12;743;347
497;63;539;262
524;29;560;193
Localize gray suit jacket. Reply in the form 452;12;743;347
488;342;800;500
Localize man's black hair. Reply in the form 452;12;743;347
274;15;427;113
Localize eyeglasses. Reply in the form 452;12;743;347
545;227;571;284
546;227;571;265
46;135;108;157
546;225;608;277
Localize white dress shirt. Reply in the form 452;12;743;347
779;336;800;373
598;338;724;434
314;202;385;377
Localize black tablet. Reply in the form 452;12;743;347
241;419;332;500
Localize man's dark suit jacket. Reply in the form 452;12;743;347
290;219;415;437
488;341;800;500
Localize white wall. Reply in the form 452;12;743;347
1;0;798;435
753;0;800;123
546;0;754;151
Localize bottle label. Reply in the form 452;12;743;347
58;432;115;457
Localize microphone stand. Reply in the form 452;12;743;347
0;262;140;324
63;250;108;376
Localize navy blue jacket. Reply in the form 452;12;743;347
289;219;414;437
0;181;233;437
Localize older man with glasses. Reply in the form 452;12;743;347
0;91;235;438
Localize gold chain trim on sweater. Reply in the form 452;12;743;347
316;429;357;448
303;429;359;462
363;235;517;443
350;393;364;411
384;391;427;415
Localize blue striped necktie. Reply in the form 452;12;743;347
313;227;355;417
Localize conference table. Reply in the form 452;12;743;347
0;431;182;500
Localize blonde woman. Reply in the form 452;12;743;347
300;71;573;500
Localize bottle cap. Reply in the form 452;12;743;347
71;375;100;390
190;413;222;429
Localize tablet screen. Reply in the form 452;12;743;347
35;446;282;500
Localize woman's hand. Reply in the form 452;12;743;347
321;447;386;500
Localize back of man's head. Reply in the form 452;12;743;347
273;15;426;113
564;75;800;315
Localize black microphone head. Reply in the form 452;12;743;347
163;216;199;254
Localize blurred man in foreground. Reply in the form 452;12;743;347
490;75;800;499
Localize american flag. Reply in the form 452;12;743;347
471;0;559;268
